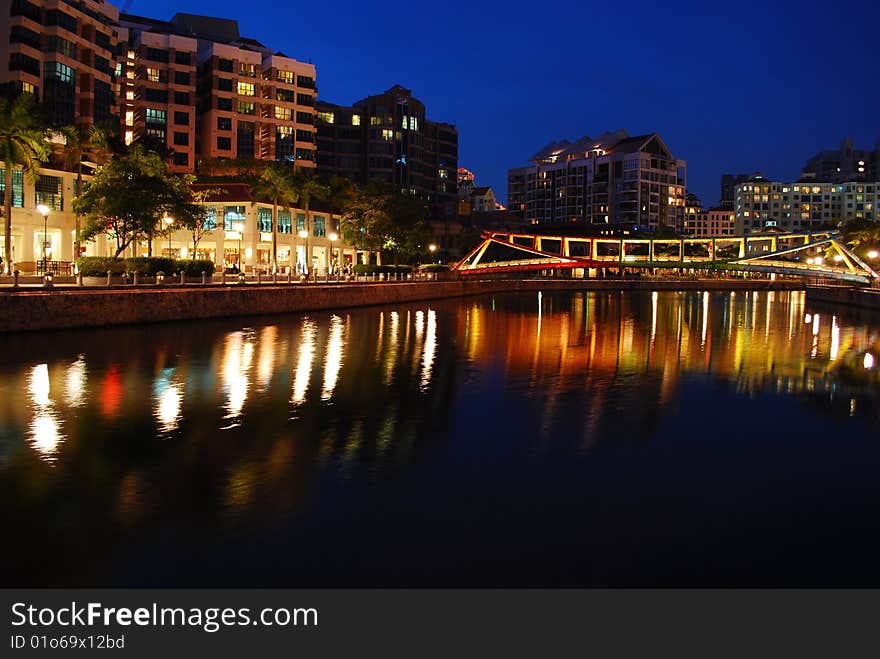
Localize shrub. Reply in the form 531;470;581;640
77;256;126;276
419;263;449;272
124;257;176;276
177;259;215;277
352;264;413;275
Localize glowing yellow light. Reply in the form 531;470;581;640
156;383;182;432
868;250;879;259
292;320;316;404
864;353;874;369
420;309;437;390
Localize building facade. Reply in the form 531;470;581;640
800;137;880;183
0;167;364;272
683;192;734;237
507;129;686;231
734;180;880;234
1;5;318;174
2;0;120;127
315;85;458;220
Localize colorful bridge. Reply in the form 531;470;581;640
453;231;880;284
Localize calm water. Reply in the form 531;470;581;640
2;290;880;587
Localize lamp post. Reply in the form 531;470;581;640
328;231;338;275
36;203;50;274
162;215;174;256
298;228;309;275
233;220;245;271
428;243;437;262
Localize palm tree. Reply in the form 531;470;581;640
291;173;329;275
58;123;113;266
252;164;297;273
0;95;50;274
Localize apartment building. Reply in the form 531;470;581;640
315;85;458;220
119;12;317;172
800;137;880;183
507;129;687;231
734;180;880;234
683;193;734;237
2;0;120;127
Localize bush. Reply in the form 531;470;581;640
124;257;176;276
353;264;413;275
77;256;126;276
177;259;215;276
419;263;449;272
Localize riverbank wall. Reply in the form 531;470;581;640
805;285;880;312
0;278;804;333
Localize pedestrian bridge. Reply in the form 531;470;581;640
453;231;880;284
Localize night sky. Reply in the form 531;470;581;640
129;0;880;207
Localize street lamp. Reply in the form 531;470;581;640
36;203;50;274
328;231;338;274
868;250;879;260
298;228;309;275
428;243;437;263
232;220;245;271
162;215;174;256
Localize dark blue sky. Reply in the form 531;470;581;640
131;0;880;207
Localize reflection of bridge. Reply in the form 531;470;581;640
454;231;880;284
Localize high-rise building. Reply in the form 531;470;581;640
720;173;762;211
118;12;317;172
734;180;880;234
507;129;686;230
1;4;317;173
315;85;458;220
2;0;120;127
800;137;880;183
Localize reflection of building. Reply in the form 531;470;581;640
507;129;686;230
735;179;880;234
315;85;458;221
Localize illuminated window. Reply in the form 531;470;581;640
146;67;160;82
239;63;256;78
275;107;292;121
352;114;361;126
125;90;134;100
370;116;382;126
237;81;255;96
21;82;35;94
381;129;393;141
276;70;294;84
317;111;334;124
124;130;133;145
237;101;255;115
124;110;134;126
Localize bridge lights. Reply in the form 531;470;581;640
868;250;879;260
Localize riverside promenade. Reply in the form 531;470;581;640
0;276;805;333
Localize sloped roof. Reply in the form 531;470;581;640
472;186;493;196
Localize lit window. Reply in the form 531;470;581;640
276;70;294;84
146;67;160;82
352;114;361;126
275;106;292;121
127;50;135;60
125;110;134;126
125;90;134;100
381;129;393;141
124;130;133;145
21;82;35;94
317;111;334;124
237;81;255;96
237;101;255;115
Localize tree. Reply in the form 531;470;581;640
75;145;204;258
58;123;114;263
290;173;329;274
252;164;297;273
839;218;880;256
0;94;50;273
340;184;432;265
183;187;221;258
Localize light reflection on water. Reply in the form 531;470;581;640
3;290;880;586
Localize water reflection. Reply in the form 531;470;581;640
3;291;880;586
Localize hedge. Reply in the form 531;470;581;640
76;256;215;277
124;257;176;276
352;264;413;275
419;263;449;272
178;259;215;276
76;256;127;276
